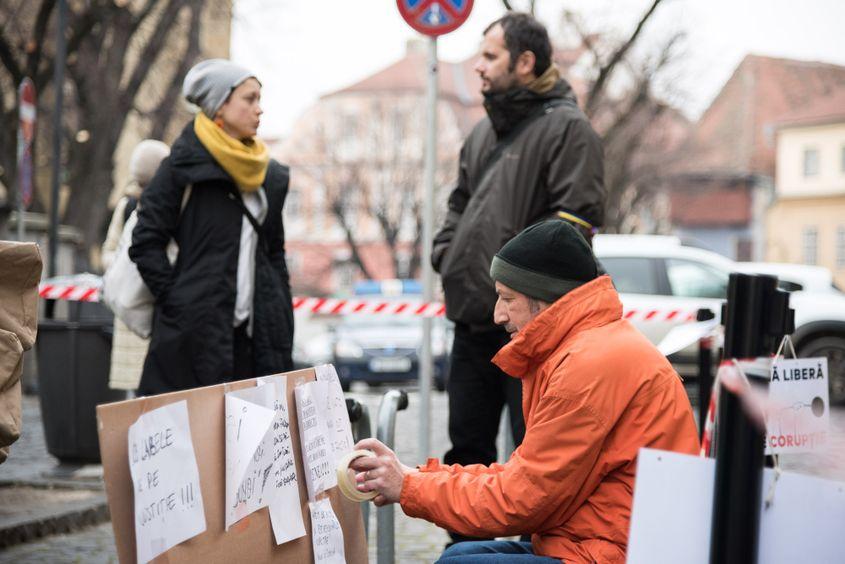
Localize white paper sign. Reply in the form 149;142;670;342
225;384;277;530
628;448;845;564
309;498;346;564
295;381;337;500
256;375;306;544
315;364;355;460
766;357;830;454
128;400;206;564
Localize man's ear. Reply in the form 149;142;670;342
515;50;537;82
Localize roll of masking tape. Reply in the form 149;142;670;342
336;449;378;502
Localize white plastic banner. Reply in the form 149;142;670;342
766;357;830;454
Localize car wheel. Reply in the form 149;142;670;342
799;336;845;405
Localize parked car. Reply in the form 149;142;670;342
331;311;451;391
593;235;845;404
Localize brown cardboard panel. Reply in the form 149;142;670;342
96;368;367;563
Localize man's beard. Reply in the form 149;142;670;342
483;70;519;95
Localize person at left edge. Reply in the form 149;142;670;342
129;59;294;395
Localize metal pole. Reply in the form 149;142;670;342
710;273;792;564
419;36;438;464
48;0;67;280
696;307;716;437
346;399;373;539
376;389;409;564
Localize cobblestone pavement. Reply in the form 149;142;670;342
3;384;844;563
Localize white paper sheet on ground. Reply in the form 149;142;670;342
128;400;206;564
309;498;346;564
224;383;277;530
315;364;355;460
657;319;719;356
295;381;337;500
627;448;845;564
256;375;306;544
766;357;830;455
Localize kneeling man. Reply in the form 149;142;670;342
352;220;700;563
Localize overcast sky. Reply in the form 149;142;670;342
230;0;845;139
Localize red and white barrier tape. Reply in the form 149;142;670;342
37;281;699;322
624;309;697;323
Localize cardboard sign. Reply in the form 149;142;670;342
628;449;845;564
295;381;338;500
96;368;367;564
766;357;830;454
128;400;206;563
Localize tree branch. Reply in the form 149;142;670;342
585;0;663;116
0;28;23;84
119;0;187;112
25;0;56;78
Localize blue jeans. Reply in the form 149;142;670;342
435;541;561;563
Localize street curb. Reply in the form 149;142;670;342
0;483;110;549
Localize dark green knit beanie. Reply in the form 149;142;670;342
489;220;598;303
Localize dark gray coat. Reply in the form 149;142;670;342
130;123;293;394
432;79;605;327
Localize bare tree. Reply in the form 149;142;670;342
290;97;457;281
0;0;217;255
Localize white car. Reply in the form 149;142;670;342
593;235;845;404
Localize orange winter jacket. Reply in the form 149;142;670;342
400;276;700;563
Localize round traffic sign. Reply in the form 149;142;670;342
396;0;473;37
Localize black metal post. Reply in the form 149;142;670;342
710;273;793;564
48;0;67;282
697;308;715;437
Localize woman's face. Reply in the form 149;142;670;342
216;78;262;140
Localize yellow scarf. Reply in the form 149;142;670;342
193;112;269;191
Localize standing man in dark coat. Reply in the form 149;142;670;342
130;59;294;395
432;12;605;543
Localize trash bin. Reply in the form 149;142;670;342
36;303;127;463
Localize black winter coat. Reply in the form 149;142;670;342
432;79;605;328
129;123;294;394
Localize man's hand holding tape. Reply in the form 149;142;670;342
349;439;416;507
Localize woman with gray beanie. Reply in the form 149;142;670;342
101;139;169;393
129;59;294;394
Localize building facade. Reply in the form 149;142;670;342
766;91;845;287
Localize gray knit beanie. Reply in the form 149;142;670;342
182;59;259;118
129;139;169;187
490;220;599;303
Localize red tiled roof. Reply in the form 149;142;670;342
675;55;845;177
775;87;845;128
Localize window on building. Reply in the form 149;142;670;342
803;148;820;177
802;226;818;265
837;226;845;269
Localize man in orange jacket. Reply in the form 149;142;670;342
352;220;700;563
